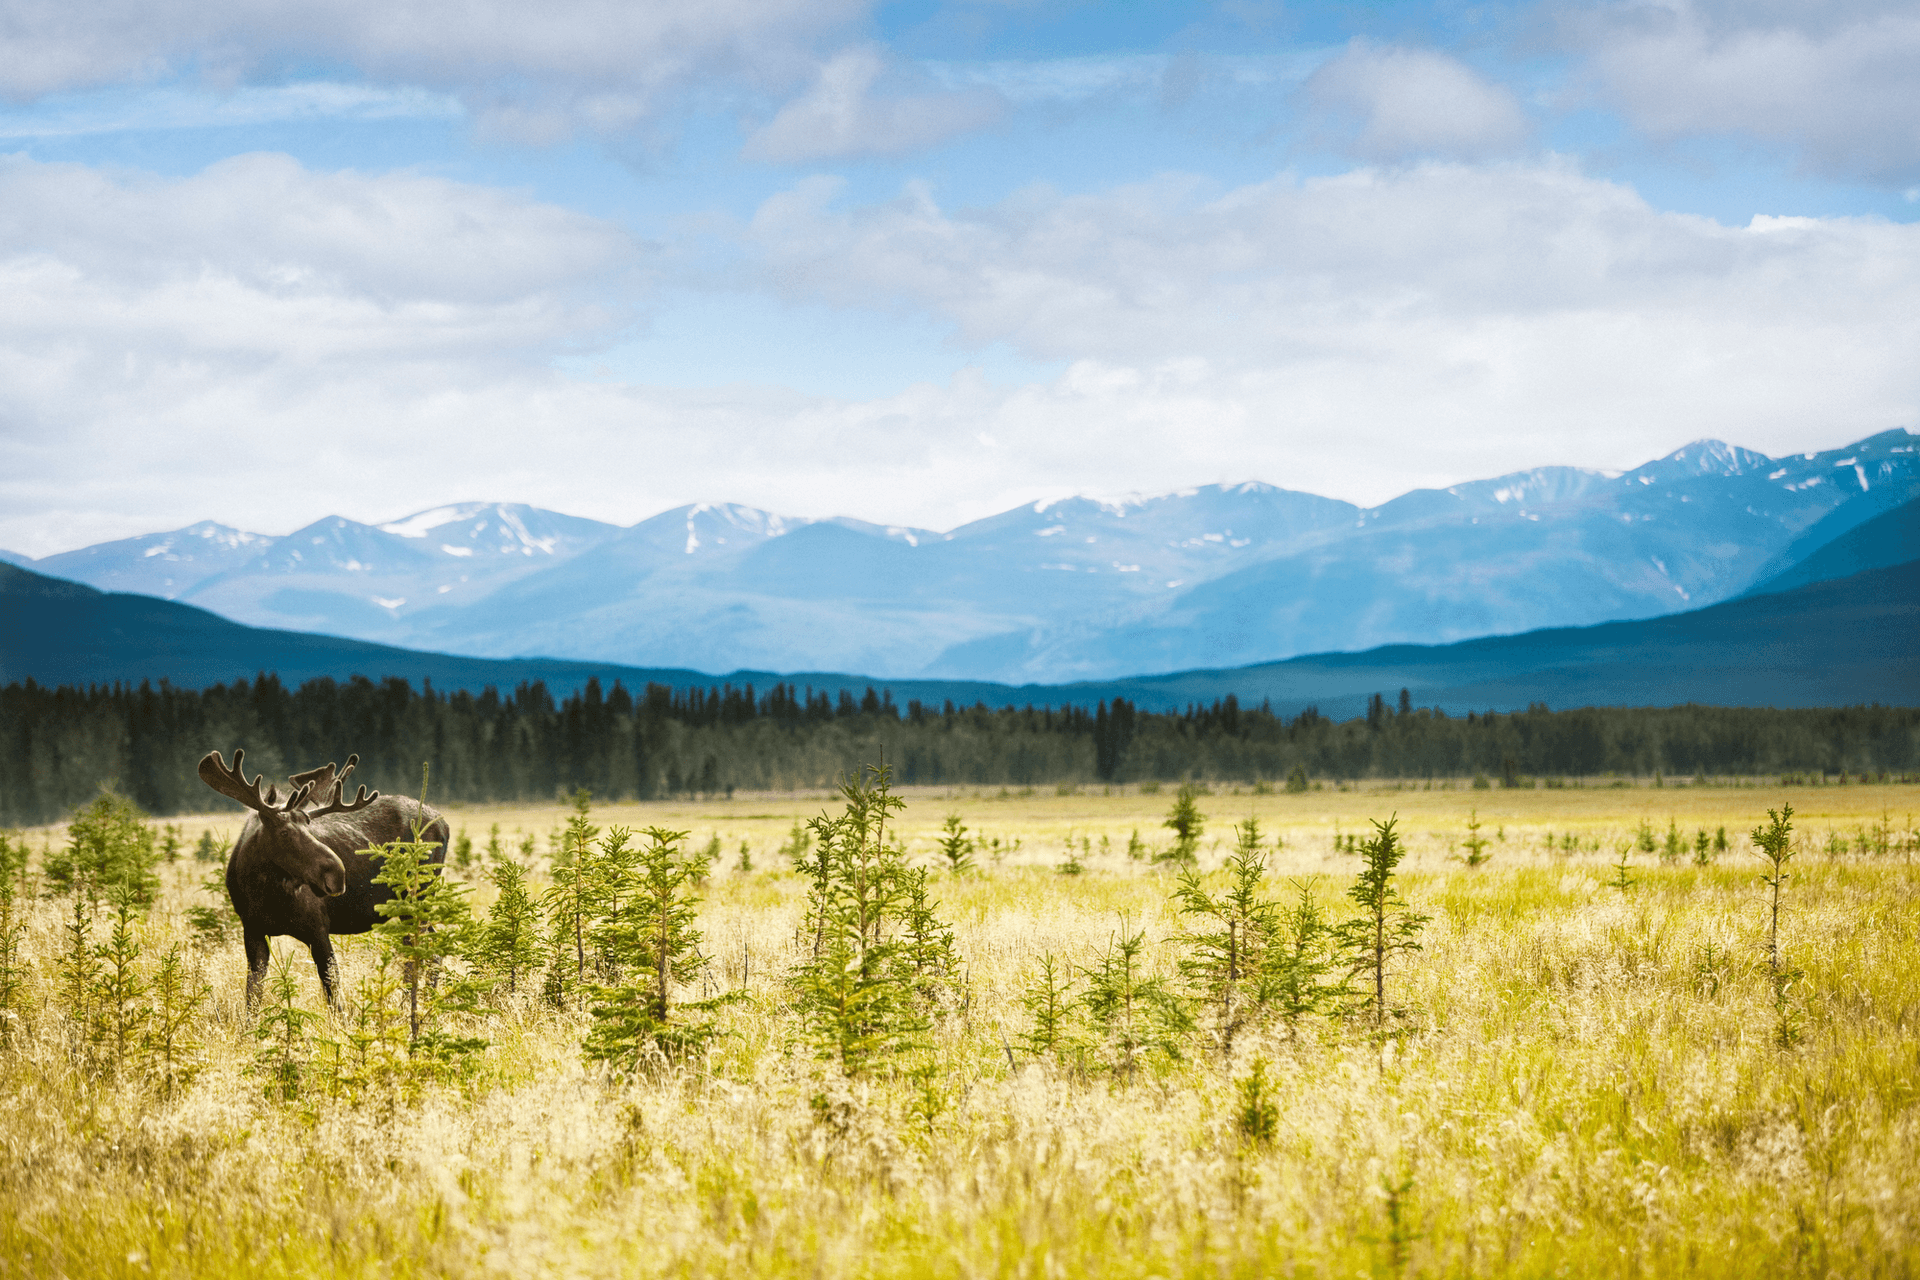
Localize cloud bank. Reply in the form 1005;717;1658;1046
4;149;1916;557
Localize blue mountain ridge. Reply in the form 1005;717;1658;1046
13;429;1918;684
6;539;1915;719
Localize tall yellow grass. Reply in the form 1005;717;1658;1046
2;781;1916;1277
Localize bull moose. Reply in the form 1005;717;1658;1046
198;748;449;1008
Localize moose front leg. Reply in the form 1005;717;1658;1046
243;929;271;1012
307;936;342;1009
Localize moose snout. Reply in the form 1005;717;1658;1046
318;857;348;897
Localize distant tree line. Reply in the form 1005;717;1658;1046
2;674;1916;825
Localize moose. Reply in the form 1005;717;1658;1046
198;748;449;1008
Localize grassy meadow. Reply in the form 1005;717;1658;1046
3;778;1918;1278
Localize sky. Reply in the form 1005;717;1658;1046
2;0;1918;556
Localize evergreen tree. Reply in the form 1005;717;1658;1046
477;857;540;995
251;952;317;1103
371;833;489;1073
790;766;949;1076
1080;922;1187;1080
0;876;27;1047
144;944;207;1099
46;791;159;906
1016;954;1080;1067
1157;786;1206;866
936;814;975;875
1171;816;1282;1056
95;891;150;1076
585;827;732;1069
1271;880;1339;1035
1334;816;1430;1028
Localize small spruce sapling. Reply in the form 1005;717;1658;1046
53;889;99;1061
1460;809;1491;867
1080;922;1186;1080
95;890;150;1075
1157;786;1206;866
1607;845;1636;892
47;791;160;906
1273;879;1338;1035
780;820;813;871
586;827;732;1069
1016;954;1081;1068
1235;1057;1280;1147
479;857;540;995
1753;804;1797;978
185;865;233;948
1171;816;1281;1056
0;875;25;1046
144;944;207;1099
542;797;602;1006
371;825;489;1071
1333;816;1430;1028
252;951;316;1103
937;815;975;875
790;765;950;1076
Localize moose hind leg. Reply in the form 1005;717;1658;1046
244;929;271;1013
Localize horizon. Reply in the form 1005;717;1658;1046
11;425;1911;558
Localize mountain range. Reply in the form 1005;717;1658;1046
7;428;1916;685
5;552;1915;717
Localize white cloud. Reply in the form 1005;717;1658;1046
742;46;1004;162
1567;0;1920;184
0;0;868;140
1301;41;1531;163
5;151;1919;559
738;160;1920;490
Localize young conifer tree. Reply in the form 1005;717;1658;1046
1752;804;1797;977
47;791;160;906
54;888;100;1065
252;952;317;1103
371;832;488;1072
94;890;150;1076
542;797;602;1007
790;765;948;1076
585;826;732;1069
937;815;975;875
1017;954;1081;1068
144;944;207;1100
1334;815;1430;1028
1080;922;1186;1080
1272;880;1338;1035
1171;816;1282;1056
0;875;28;1048
478;858;541;996
1157;787;1206;865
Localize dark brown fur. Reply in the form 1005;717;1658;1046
199;750;448;1007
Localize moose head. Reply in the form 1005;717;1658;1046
197;748;375;899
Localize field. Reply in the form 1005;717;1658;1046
3;779;1918;1278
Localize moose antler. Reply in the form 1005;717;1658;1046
199;749;315;815
309;778;380;819
198;749;273;812
288;754;359;809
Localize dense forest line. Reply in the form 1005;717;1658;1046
3;673;1917;825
